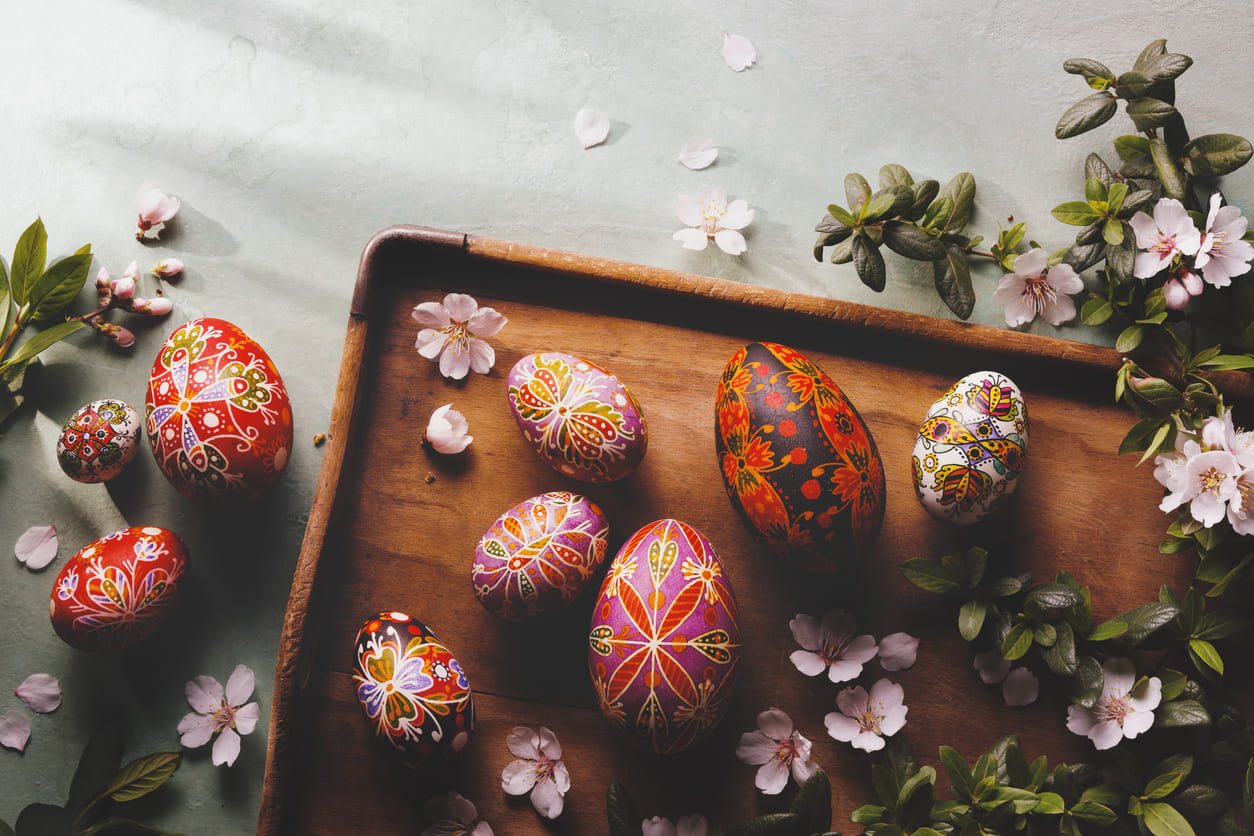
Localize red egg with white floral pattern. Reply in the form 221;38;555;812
49;526;188;651
351;612;475;770
145;318;293;506
588;520;741;754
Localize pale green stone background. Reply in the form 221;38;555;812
1;1;1251;832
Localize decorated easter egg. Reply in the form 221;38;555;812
56;399;142;483
145;318;293;506
912;371;1028;524
715;342;885;572
49;526;188;651
351;612;474;769
588;520;740;754
473;491;610;620
506;352;647;482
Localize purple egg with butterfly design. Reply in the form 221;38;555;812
911;371;1029;525
588;519;741;755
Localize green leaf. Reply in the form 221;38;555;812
1133;39;1168;72
14;803;72;836
1069;656;1104;709
789;769;832;833
1245;758;1254;823
1064;58;1116;86
1026;582;1083;610
1172;784;1226;817
901;559;962;594
861;187;911;223
1194;610;1253;640
1102;218;1125;245
988;575;1025;597
814;213;852;235
1141;801;1195;836
1150;753;1193;785
879;164;914;189
1188;638;1223;675
1143;51;1192;81
1107;181;1129;214
1084;177;1108;204
940;746;975;803
1199;353;1254;371
1082;783;1127;808
1052;201;1104;226
1182;134;1253;178
67;722;126;821
1069;801;1118;825
986;786;1042;815
1143;772;1185;800
1001;623;1032;660
1150;137;1188;201
920;196;953;231
871;763;900;808
1035;792;1065;815
958;599;987;642
852;235;886;292
0;255;11;355
1041;622;1077;676
845;173;872;212
1117;602;1180;645
1;321;87;372
606;782;642;836
1107;233;1136;281
78;819;185;835
903;179;939;222
827;204;856;227
1128;98;1179;131
1118;419;1167;457
1116;134;1153;161
10;218;48;310
1056;92;1118;139
1116;324;1145;353
933;249;974;320
28;253;92;324
881;221;946;261
850;804;887;825
1088;620;1129;641
106;753;181;803
937;172;976;232
1156;700;1211;728
724;812;800;836
828;236;854;265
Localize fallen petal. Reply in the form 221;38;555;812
15;674;61;714
722;33;756;72
15;525;58;571
0;710;30;752
877;632;920;671
1002;667;1039;707
573;107;610;149
678;139;718;170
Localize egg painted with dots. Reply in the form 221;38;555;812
351;612;474;770
145;318;293;506
715;342;886;572
56;399;142;483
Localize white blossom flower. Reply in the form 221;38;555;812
502;726;570;819
677;139;718;170
788;610;878;683
642;814;708;836
1130;197;1201;279
1195;192;1254;287
412;293;507;380
877;632;920;671
1162;266;1204;310
992;248;1083;326
136;183;180;240
0;710;30;751
735;708;818;795
425;404;473;454
177;664;261;767
15;674;61;714
573;108;610;149
824;679;908;752
673;187;753;255
1065;657;1160;750
422;790;494;836
1160;448;1242;527
722;33;756;71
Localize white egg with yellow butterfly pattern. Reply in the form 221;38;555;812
911;371;1028;525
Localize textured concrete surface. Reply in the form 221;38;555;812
1;1;1251;831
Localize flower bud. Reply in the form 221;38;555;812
96;320;135;348
130;296;173;316
122;260;140;280
95;267;111;292
111;276;136;300
152;258;184;278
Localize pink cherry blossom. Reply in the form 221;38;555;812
412;293;507;380
788;610;878;682
673;187;753;255
136;183;180;240
130;295;173;316
425;404;473;454
824;679;908;752
501;726;569;819
735;708;818;795
1162;266;1204;310
152;258;185;279
991;248;1083;326
422;790;494;836
177;664;261;767
1196;192;1254;287
1066;657;1160;750
1129;197;1201;278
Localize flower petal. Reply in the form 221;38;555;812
713;228;747;255
1065;705;1096;737
537;726;563;761
412;302;452;329
447;790;477;824
530;774;565;819
734;731;773;765
835;685;869;717
851;731;886;752
877;632;920;671
826;658;867;683
678;139;718;170
1121;708;1155;740
1041;292;1076;326
439;347;472;380
501;758;539;794
467;339;495;376
677;814;708;836
1012;248;1048;278
211;726;242;766
0;710;31;752
823;711;860;742
642;816;677;836
185;676;224;714
224;664;255;708
673;228;709;251
788;613;821;651
467;307;507;338
722;33;756;71
233;701;261;736
790;752;817;785
552;758;571;793
1102;657;1136;694
15;525;58;570
754;759;789;795
1002;667;1039;706
573;107;610;149
442;293;479;323
15;674;61;714
177;712;217;748
720;199;754;230
674;194;704;227
1087;719;1123;751
789;650;827;677
506;726;541;759
415;330;447;358
756;707;793;740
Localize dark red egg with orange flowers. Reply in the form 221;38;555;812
714;342;885;571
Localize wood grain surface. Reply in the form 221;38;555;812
259;226;1198;835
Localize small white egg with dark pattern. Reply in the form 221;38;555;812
911;371;1028;525
56;399;142;483
472;491;610;620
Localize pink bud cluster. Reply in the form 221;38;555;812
76;259;181;347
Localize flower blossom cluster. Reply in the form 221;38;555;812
1130;194;1254;310
1154;410;1254;532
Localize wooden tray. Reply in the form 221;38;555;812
257;226;1197;835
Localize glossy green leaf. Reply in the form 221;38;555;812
1052;201;1103;226
1084;177;1107;204
920;196;953;230
861;188;906;223
940;746;975;803
1141;801;1195;836
829;236;854;265
1150;137;1188;201
1117;602;1180;644
10;218;47;308
1001;623;1032;661
0;255;11;356
1188;638;1223;674
1143;51;1192;81
933;249;974;320
1107;234;1136;281
1129;98;1180;131
606;782;641;836
1065;241;1104;273
882;221;946;261
1070;801;1118;825
1041;622;1078;675
1035;792;1066;815
903;179;939;222
789;769;832;833
852;235;885;292
1081;298;1113;325
814;214;851;234
1182;133;1254;178
1116;134;1152;161
1199;353;1254;371
1150;753;1194;784
1156;699;1210;728
1116;70;1156;99
1194;609;1253;640
901;558;962;594
1124;188;1155;212
850;804;887;824
0;321;87;372
1027;582;1083;610
1143;772;1185;800
1107;181;1129;213
28;253;92;324
107;753;181;803
827;204;856;227
1088;620;1129;641
988;575;1025;597
1116;324;1144;353
879;163;913;189
844;173;871;212
958;598;986;642
67;721;126;821
1064;57;1115;85
1069;656;1104;710
1133;39;1168;72
938;172;975;232
1056;92;1117;139
1172;784;1226;817
1102;218;1124;245
1244;758;1254;823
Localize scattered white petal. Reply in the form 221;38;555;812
1002;667;1039;707
15;525;58;571
573;108;610;149
678;139;718;170
877;632;920;671
722;33;756;71
0;711;31;752
15;675;61;714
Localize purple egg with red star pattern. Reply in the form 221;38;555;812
588;520;741;754
507;352;647;482
351;612;474;770
473;491;610;620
